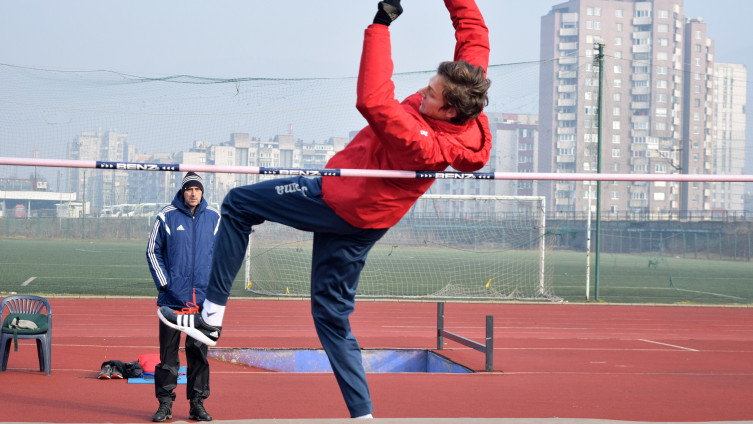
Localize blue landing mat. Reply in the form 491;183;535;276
128;366;187;384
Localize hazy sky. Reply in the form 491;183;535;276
2;0;752;78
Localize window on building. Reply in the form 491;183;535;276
615;9;623;18
613;121;621;130
612;149;621;158
658;24;669;33
612;134;620;144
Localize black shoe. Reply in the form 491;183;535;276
152;402;172;422
157;306;222;347
98;364;112;379
110;368;123;379
189;398;212;421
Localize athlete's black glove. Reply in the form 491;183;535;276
373;0;403;26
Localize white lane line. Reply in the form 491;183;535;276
21;277;36;286
638;338;699;351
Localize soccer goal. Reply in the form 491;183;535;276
244;194;558;301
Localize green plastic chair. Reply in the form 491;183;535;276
0;295;52;375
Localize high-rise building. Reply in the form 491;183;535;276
712;62;747;214
68;130;130;213
486;113;540;198
539;0;718;217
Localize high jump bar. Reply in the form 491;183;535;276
2;156;752;182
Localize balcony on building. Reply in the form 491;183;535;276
631;114;650;124
630;143;648;153
629;157;648;166
558;84;577;93
556;140;575;149
559;27;578;37
555;182;573;192
632;16;652;26
556;154;576;163
557;98;576;107
559;42;578;51
629;199;646;208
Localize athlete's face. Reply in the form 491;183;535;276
418;74;457;122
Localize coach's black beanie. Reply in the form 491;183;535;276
181;172;204;192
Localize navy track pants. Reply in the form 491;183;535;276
206;176;388;418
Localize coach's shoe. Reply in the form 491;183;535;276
98;364;112;379
157;306;222;347
189;398;212;421
151;401;172;422
110;367;123;379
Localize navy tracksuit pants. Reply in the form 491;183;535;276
155;318;210;403
206;176;388;418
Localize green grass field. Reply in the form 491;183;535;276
0;238;750;305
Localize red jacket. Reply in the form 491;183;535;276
321;0;492;229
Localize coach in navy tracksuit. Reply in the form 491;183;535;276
146;172;220;422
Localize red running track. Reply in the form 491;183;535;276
0;298;751;422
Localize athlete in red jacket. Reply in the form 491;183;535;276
158;0;491;419
323;0;492;229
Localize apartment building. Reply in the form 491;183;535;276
712;62;747;213
539;0;716;217
67;130;132;213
